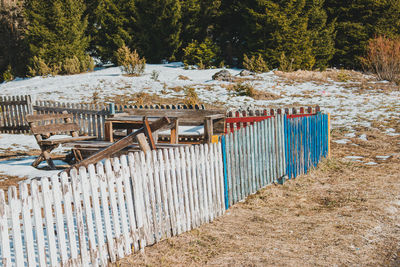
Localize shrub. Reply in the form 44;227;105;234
184;87;199;106
183;38;220;69
361;36;400;83
80;55;95;72
243;54;269;73
278;52;295;72
28;56;52;77
233;83;256;97
115;45;146;76
2;65;14;82
63;56;81;74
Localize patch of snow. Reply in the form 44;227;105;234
344;132;356;138
0;157;60;178
358;134;368;141
333;139;351;144
344;156;364;161
364;162;378;166
375;155;391;160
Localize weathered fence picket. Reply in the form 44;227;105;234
0;144;225;266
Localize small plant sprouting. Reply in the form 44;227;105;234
151;70;160;81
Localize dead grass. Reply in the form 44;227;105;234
275;69;370;85
117;126;400;266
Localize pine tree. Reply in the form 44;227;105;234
131;0;182;63
86;0;133;63
324;0;400;68
25;0;90;73
0;1;27;79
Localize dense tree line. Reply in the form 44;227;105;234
0;0;399;80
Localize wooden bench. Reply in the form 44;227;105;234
26;112;96;169
121;109;226;144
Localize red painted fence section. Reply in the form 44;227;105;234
225;106;320;133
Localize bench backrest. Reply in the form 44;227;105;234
26;112;79;137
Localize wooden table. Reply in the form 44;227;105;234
105;115;178;143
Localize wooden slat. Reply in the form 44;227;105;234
31;122;79;135
26;112;73;122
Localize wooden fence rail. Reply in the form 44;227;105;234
0;143;225;266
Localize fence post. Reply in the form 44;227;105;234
221;136;229;210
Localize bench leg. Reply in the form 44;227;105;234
32;154;45;168
43;150;56;170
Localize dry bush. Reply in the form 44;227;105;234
169;86;184;92
274;69;365;84
115;45;146;76
63;56;81;74
361;36;400;84
233;83;256;97
184;87;199;106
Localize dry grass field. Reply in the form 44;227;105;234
117;127;400;266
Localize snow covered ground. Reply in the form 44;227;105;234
0;63;399;178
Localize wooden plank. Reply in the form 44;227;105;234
136;133;151;153
181;146;192;230
30;180;47;267
170;119;179;144
41;178;58;267
144;152;159;243
0;189;11;266
209;143;218;218
189;145;200;228
204;144;213;221
26;113;73;122
197;145;207;223
120;155;139;252
30;122;79;135
156;150;171;239
60;172;80;265
50;176;69;265
112;158;132;256
168;148;182;234
70;116;170;169
139;152;154;245
96;163;117;261
130;153;147;249
150;151;163;242
79;166;99;266
104;159;124;258
143;117;156;150
39;135;96;146
216;142;225;215
174;148;187;233
70;168;90;265
19;182;36;266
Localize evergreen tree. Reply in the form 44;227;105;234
325;0;400;68
241;0;335;70
0;1;27;79
86;0;133;63
131;0;182;63
25;0;90;73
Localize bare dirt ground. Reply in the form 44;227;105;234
117;127;400;266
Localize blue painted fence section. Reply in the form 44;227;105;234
221;113;329;209
284;113;329;179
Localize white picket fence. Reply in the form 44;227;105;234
0;143;225;266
